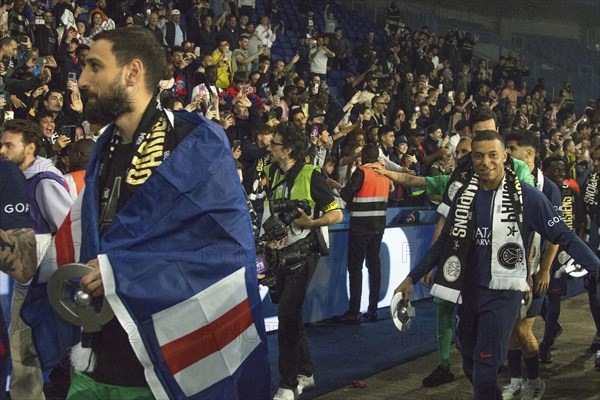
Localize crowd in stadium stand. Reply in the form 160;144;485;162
0;0;600;399
1;0;598;208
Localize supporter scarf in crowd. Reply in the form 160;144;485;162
560;182;575;232
553;182;588;278
583;172;600;250
78;111;270;399
431;167;528;303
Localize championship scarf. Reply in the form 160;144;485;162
583;172;600;249
98;98;176;189
431;167;528;303
439;154;518;217
554;182;587;278
559;182;575;232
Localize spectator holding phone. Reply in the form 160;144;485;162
33;10;58;57
309;36;335;80
212;38;233;89
171;45;201;103
232;34;264;73
255;15;278;54
40;81;83;137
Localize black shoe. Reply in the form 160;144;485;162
550;322;563;349
554;322;563;340
422;365;454;387
539;347;553;364
363;310;378;322
331;311;361;324
588;334;600;353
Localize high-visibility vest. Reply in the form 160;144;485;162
349;164;390;233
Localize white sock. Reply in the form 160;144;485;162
511;377;522;385
529;377;541;386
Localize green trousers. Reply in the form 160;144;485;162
67;371;155;400
434;296;455;369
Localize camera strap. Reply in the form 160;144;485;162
266;165;286;199
266;161;304;200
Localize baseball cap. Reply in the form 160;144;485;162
394;135;408;145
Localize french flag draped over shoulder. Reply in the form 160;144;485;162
80;112;270;399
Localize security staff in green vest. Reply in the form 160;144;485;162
263;123;342;400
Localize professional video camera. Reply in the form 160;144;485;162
255;199;329;302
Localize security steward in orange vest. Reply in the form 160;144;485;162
333;143;392;323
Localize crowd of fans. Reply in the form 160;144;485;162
1;0;598;213
1;0;600;399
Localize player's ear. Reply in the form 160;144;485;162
125;59;144;89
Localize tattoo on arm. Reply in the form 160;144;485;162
0;228;37;283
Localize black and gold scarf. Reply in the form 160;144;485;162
431;166;528;303
97;99;178;230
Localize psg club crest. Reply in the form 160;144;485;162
497;243;524;270
443;256;461;282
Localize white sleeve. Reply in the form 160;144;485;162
35;179;73;233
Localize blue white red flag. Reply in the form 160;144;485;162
80;111;270;399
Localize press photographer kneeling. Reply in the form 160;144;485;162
261;123;342;400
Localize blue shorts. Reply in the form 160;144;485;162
548;262;567;295
456;286;522;368
525;291;546;318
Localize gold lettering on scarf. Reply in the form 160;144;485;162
562;195;573;231
126;117;168;185
584;173;598;207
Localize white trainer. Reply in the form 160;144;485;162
521;379;546;400
273;387;298;400
502;378;524;400
297;374;315;394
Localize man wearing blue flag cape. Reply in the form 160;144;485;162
69;27;270;399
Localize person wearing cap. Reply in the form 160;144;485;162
162;9;186;48
356;73;379;106
308;109;326;125
405;128;426;168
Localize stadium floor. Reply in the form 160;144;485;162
312;293;600;400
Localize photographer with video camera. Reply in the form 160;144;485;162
261;122;342;400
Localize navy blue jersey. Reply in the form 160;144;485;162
472;188;494;286
541;176;563;214
409;178;600;283
0;158;32;230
